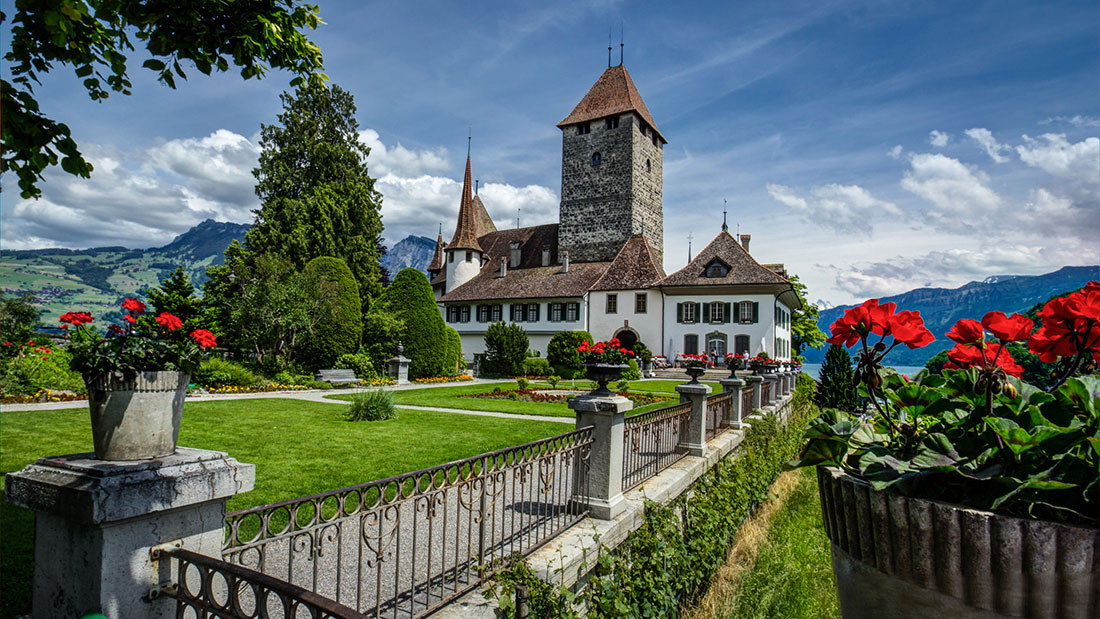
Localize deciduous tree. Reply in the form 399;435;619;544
789;275;826;361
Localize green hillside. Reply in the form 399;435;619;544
0;220;249;324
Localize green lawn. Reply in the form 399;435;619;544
0;399;566;618
727;467;839;619
330;381;681;417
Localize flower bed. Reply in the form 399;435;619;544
1;389;87;404
412;375;473;384
461;387;673;406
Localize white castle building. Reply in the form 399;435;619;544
427;62;801;363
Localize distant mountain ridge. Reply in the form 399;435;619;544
381;235;436;276
803;265;1099;366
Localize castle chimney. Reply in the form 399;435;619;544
562;251;570;273
739;234;751;253
541;248;551;267
500;259;507;278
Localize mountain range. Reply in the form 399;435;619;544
802;265;1100;366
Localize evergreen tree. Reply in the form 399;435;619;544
147;266;204;329
815;344;858;411
373;269;445;378
246;82;385;307
483;322;529;377
295;257;363;371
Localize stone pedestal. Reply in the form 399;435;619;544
675;382;709;457
747;375;764;412
763;373;779;406
4;448;255;619
388;354;410;385
569;394;632;520
719;377;746;428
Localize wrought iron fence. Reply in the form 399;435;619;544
622;402;691;491
741;387;753;416
222;428;592;618
159;546;368;619
705;392;733;440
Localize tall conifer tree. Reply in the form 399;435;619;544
815;344;858;411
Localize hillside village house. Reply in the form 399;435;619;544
427;62;800;364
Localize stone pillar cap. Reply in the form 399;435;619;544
568;394;632;414
4;447;254;525
675;383;709;395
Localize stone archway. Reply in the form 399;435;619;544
613;328;638;350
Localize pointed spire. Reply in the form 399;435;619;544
722;199;728;232
448;152;482;251
428;223;446;273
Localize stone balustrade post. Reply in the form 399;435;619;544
675;382;709;457
786;371;795;395
747;375;764;412
570;392;632;520
4;448;255;619
763;373;779;406
779;371;789;396
719;377;746;428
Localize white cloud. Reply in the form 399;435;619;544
900;153;1001;229
887;145;903;159
359;130;451;178
1015;133;1099;184
964;128;1009;163
1040;115;1100;128
767;183;901;233
928;130;950;148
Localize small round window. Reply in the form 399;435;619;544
592;152;602;167
646;159;651;172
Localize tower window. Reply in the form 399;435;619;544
591;152;602;167
646;159;651;173
465;250;472;262
578;122;591;135
605;116;619;130
448;252;454;263
651;133;658;147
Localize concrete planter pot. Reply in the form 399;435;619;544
817;467;1100;619
85;371;189;460
584;363;626;397
684;365;707;384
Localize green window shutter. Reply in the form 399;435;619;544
723;302;732;323
752;302;759;323
695;303;703;322
703;302;711;322
676;303;683;323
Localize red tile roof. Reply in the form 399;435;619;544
427;234;445;272
661;231;788;287
471;195;497;237
447;155;482;251
590;235;666;291
557;65;666;143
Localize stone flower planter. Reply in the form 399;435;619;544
684;365;706;384
817;467;1099;619
584;363;627;397
86;371;189;460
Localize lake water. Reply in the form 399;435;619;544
800;363;926;379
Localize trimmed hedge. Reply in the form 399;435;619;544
445;327;463;375
377;269;446;379
521;357;550;377
547;331;594;378
195;358;259;388
296;257;363;370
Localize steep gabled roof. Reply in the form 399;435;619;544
590;235;666;291
557;65;666;143
427;233;445;273
471;195;497;237
661;231;788;287
447;155;482;252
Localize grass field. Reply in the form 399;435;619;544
0;398;566;618
328;381;685;417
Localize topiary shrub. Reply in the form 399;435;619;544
335;351;375;379
547;330;594;377
482;321;528;377
342;389;397;421
517;377;529;391
296;257;363;371
521;357;550;377
622;359;641;380
445;327;463;375
547;375;560;388
375;269;446;379
814;344;858;411
195;357;258;388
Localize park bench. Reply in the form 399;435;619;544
315;369;359;384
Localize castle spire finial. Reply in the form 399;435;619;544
687;232;694;261
608;28;612;68
467;128;471;158
620;22;624;66
722;199;728;232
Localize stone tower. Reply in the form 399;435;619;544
444;153;483;293
557;64;665;264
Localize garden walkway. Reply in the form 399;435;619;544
0;378;575;424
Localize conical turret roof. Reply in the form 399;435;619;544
447;155;482;252
427;233;445;272
558;65;665;142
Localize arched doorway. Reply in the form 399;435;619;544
613;328;638;351
705;331;727;358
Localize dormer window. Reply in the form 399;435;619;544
591;152;602;167
578;122;591;135
705;260;728;278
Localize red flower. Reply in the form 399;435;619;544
1028;288;1100;363
59;311;94;326
888;310;934;349
981;311;1032;342
123;314;137;324
155;312;183;330
826;299;896;347
946;319;984;345
25;340;34;346
2;342;11;346
627;350;635;356
107;324;123;335
947;341;1025;378
609;338;620;347
189;329;217;348
121;298;146;314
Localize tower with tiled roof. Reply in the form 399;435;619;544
444;152;483;293
557;64;664;264
426;225;445;281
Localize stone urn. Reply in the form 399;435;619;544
584;363;627;397
817;467;1100;619
85;371;189;460
684;365;707;384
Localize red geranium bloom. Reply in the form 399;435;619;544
25;340;34;346
59;311;94;326
1028;288;1100;363
888;310;934;349
3;342;11;346
155;312;183;330
107;324;123;335
189;329;217;348
826;299;896;347
121;298;146;314
947;341;1025;378
946;318;984;345
123;314;137;324
981;311;1032;342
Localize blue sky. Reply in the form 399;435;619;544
2;0;1097;305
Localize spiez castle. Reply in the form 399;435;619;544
428;62;800;363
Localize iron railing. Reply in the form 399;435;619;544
159;546;368;619
222;428;593;618
622;402;691;491
741;387;753;416
704;392;733;440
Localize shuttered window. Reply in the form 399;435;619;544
566;303;579;322
550;303;562;322
527;303;540;322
